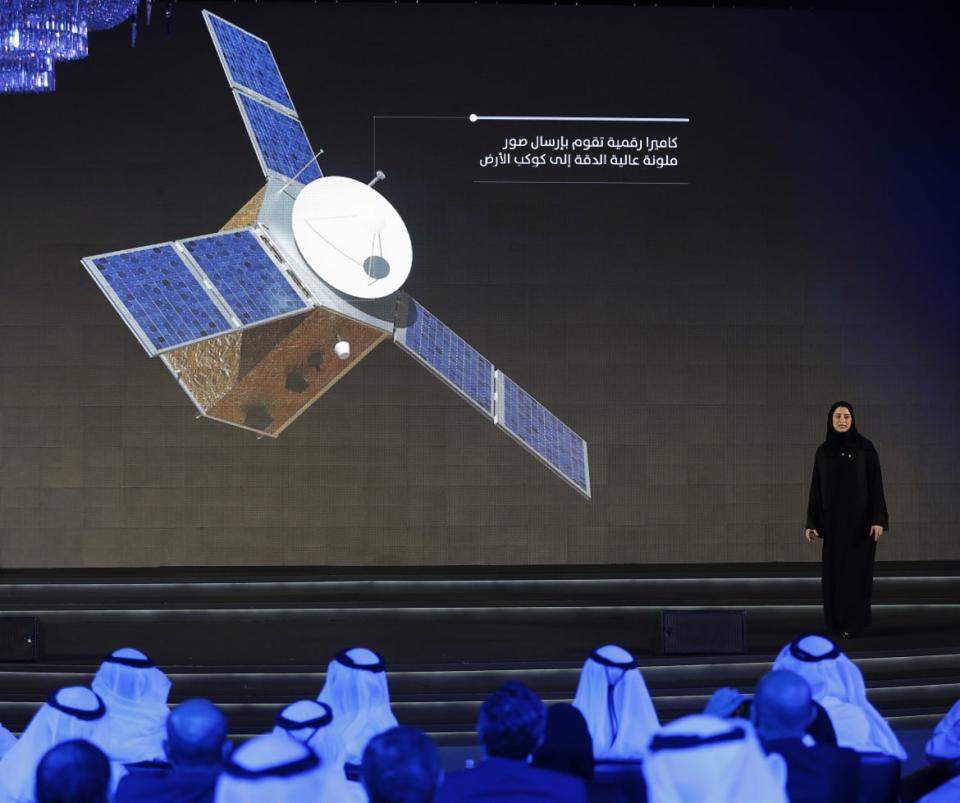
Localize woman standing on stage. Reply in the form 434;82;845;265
804;401;889;638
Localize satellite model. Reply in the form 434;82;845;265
81;11;590;498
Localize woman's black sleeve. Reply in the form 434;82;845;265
806;449;823;532
867;447;890;530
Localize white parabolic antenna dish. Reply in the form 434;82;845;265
291;176;412;300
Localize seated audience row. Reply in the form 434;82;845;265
0;634;955;802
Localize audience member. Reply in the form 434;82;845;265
274;700;334;755
926;699;960;763
642;714;788;803
0;687;106;803
573;645;660;760
772;634;906;758
918;774;960;802
0;727;13;762
273;700;363;801
533;703;637;803
317;647;399;768
915;699;960;802
703;685;836;745
34;739;110;803
919;775;960;803
213;732;331;802
2;636;918;803
533;704;595;781
114;698;227;803
751;670;860;803
91;647;172;765
436;681;586;803
362;726;441;803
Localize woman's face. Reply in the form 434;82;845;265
832;407;852;433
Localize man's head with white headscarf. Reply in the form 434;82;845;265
572;644;660;759
642;714;788;803
0;686;106;803
214;732;329;803
274;700;341;765
772;634;906;759
274;700;333;746
91;647;171;764
317;647;398;766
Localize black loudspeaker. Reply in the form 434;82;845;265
0;617;41;661
660;609;747;655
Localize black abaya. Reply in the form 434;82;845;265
806;405;889;634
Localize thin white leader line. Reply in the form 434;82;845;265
473;180;689;185
471;115;690;123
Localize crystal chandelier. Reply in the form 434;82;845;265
88;0;140;31
12;0;89;60
0;51;55;93
1;0;163;94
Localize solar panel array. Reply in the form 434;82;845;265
393;295;590;495
205;13;295;112
236;93;322;183
183;230;307;325
87;245;233;354
204;11;322;186
85;228;309;357
394;296;494;419
496;372;591;497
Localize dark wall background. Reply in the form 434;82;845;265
0;3;957;568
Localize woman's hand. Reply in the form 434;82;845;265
804;529;819;543
870;525;884;542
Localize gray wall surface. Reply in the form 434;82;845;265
0;4;957;567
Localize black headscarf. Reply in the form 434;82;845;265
531;703;595;780
825;400;861;453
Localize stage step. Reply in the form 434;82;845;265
0;602;956;665
3;573;958;607
1;564;956;747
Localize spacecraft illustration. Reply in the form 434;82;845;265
82;11;590;497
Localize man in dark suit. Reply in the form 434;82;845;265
114;699;228;803
753;670;860;803
436;681;587;803
35;739;111;803
362;726;442;803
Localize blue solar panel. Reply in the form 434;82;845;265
237;93;322;183
394;296;494;418
497;372;590;497
88;244;233;355
206;13;295;113
182;230;307;326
